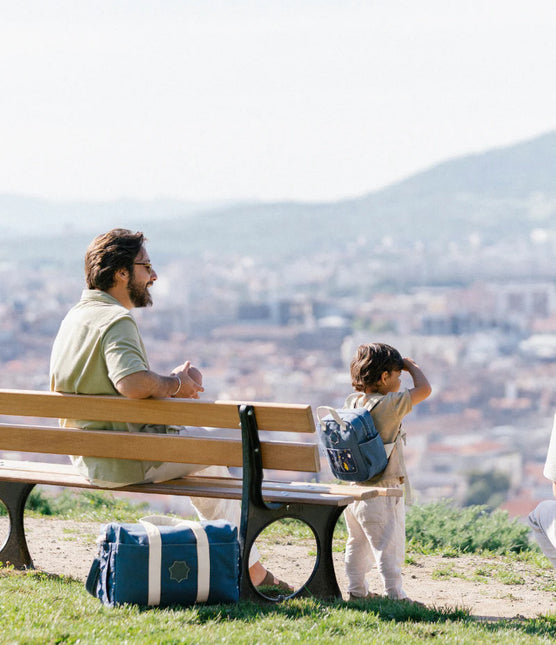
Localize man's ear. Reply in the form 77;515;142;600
115;268;129;284
380;370;390;384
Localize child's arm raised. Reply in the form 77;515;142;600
403;357;432;405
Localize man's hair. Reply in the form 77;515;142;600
350;343;404;392
84;228;145;291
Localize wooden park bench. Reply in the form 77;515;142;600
0;389;402;602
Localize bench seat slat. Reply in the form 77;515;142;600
0;462;349;505
169;474;404;501
0;460;401;505
0;390;315;433
0;424;320;472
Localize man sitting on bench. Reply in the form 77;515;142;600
49;227;291;592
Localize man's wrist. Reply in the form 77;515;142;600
170;375;181;397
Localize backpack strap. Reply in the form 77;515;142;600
344;392;413;504
316;406;347;429
345;392;383;413
392;430;412;505
344;392;367;409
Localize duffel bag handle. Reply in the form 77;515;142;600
140;515;196;527
139;516;210;605
316;406;347;430
85;557;101;598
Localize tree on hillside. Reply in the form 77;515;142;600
462;470;510;508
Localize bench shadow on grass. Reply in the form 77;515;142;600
178;595;468;623
188;595;556;640
331;596;556;640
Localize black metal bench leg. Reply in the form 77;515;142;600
238;508;265;602
295;503;344;600
239;501;345;602
238;403;346;602
0;482;35;568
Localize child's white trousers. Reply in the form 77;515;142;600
344;491;407;599
528;500;556;568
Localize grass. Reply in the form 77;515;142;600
431;564;462;580
433;561;526;586
2;568;556;644
1;490;556;643
406;548;554;595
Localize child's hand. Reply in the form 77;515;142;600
402;358;432;404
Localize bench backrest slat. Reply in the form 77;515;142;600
0;390;315;433
0;423;320;472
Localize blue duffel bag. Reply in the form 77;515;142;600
86;515;240;607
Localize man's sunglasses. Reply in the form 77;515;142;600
134;262;154;273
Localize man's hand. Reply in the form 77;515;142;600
171;361;204;399
187;365;203;387
115;362;204;399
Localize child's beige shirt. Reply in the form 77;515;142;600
344;390;412;487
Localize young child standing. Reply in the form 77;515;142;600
343;343;431;601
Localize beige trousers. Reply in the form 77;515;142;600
344;490;407;599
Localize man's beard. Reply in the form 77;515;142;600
128;276;153;308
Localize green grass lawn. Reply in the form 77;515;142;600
1;567;555;645
1;490;556;643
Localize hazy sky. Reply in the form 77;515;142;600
2;1;555;204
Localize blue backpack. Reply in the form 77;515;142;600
316;404;388;482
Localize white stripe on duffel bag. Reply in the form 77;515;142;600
139;515;210;605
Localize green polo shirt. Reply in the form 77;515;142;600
50;289;166;485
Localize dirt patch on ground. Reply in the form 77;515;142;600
2;517;555;620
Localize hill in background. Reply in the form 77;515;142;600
2;130;555;264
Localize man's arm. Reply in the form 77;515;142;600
403;357;432;405
116;361;204;399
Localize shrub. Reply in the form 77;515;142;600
26;488;55;515
463;470;510;508
12;487;150;521
48;489;149;520
406;499;531;554
0;488;55;516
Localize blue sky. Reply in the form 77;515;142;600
2;1;555;203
